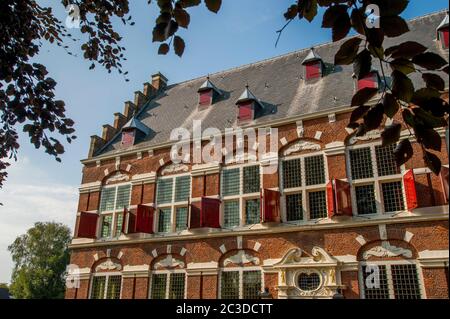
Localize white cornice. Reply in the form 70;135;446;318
131;172;156;185
79;181;102;194
191;163;221;177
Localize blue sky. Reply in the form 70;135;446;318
0;0;447;283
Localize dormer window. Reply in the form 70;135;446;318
357;71;380;91
198;77;221;108
302;48;323;81
236;85;264;124
120;117;150;148
437;12;449;49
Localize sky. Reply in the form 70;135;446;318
0;0;448;284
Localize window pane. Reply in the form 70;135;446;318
350;148;374;180
175;207;188;231
245;199;260;225
286;193;303;221
243;165;260;194
175;176;190;202
221;271;239;299
224;200;240;228
157;179;173;204
90;276;106;299
115;213;123;236
243;271;261;299
169;273;185;299
101;215;112;238
115;185;131;210
106;275;122;299
391;264;421;299
308;191;327;219
222;168;240;196
151;274;167;299
355;184;377;215
375;144;400;177
100;188;116;212
298;273;321;291
362;265;390;299
158;208;172;233
283;158;302;189
382;181;405;212
305;155;325;186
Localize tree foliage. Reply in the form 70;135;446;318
0;0;448;194
8;222;72;299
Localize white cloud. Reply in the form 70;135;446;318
0;157;78;283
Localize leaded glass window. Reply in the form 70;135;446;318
305;155;325;186
224;200;240;228
222;168;240;196
382;181;405;212
355;184;377;215
375;144;400;177
308;191;327;219
243;271;261;299
243;165;260;194
175;176;190;202
101;215;112;238
157;179;173;204
169;273;185;299
286;193;303;221
90;275;122;299
245;199;260;225
283;158;302;189
158;208;171;233
175;207;188;231
221;271;239;299
349;147;374;180
151;274;167;299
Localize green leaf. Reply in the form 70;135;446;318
385;41;427;59
420;98;450;117
351;87;379;106
394;139;414;166
353;49;372;80
411;88;440;106
173;36;185;57
383;93;400;118
392;70;414;102
414;108;448;128
423;151;441;175
380;16;409;37
412;52;448;70
422;73;445;91
416;127;442;151
364;103;384;130
350;105;371;123
381;122;402;146
334;37;362;65
205;0;222;13
390;58;415;75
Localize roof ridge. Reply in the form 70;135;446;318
163;9;448;89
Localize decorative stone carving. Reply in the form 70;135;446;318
363;241;413;260
161;163;189;176
283;141;321;156
95;259;122;272
348;130;380;145
278;248;303;265
223;250;260;266
105;172;130;184
154;255;185;269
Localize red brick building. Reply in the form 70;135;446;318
66;11;449;299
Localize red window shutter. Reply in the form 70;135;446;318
261;189;281;223
135;205;154;234
358;72;378;90
334;179;353;217
403;169;418;211
77;212;98;239
121;130;136;147
440;29;449;49
121;208;128;234
127;209;137;234
238;101;254;122
199;90;213;106
305;61;321;80
189;202;202;229
326;180;336;218
201;197;221;228
440;166;449;203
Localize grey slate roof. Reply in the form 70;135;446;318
301;48;323;64
198;77;222;95
122;117;151;135
97;11;449;157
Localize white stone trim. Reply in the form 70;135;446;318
324;141;345;156
237;236;243;249
280;137;288;146
152;249;158;258
104;168;109;176
191;162;221;176
219;244;227;254
314;131;323;140
404;231;414;243
180;248;187;256
254;242;261;252
79;181;102;194
131;172;156;185
328;113;336;123
356;235;367;246
378;224;387;240
159;158;165;166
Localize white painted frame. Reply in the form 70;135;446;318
221;163;262;228
155;173;191;234
346;142;407;217
218;266;264;299
89;272;123;299
280;151;330;222
358;260;426;299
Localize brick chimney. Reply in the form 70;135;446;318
88;135;105;158
152;72;168;92
114;112;128;129
102;124;118;141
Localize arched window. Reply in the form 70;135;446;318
89;258;123;299
149;254;186;299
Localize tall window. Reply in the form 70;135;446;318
361;263;422;299
150;272;186;299
156;174;191;233
281;154;328;221
220;269;262;299
348;143;405;215
99;184;131;238
90;275;122;299
221;165;261;228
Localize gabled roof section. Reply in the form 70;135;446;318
122;117;151;136
198;77;222;95
437;12;449;30
301;47;322;65
93;10;449;158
